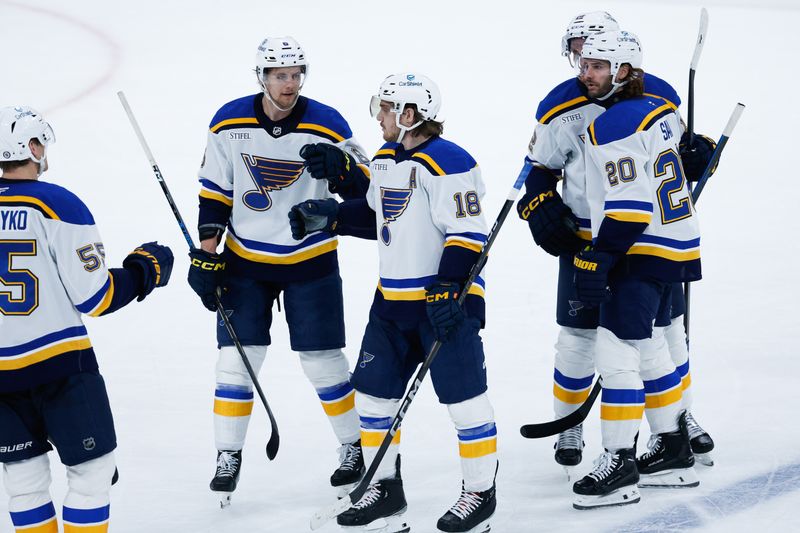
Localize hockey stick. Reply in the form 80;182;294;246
684;7;710;339
691;103;745;204
520;103;745;440
117;91;280;460
309;160;532;530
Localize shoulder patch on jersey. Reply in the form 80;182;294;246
0;180;95;225
588;96;675;146
642;73;681;109
410;137;477;177
209;94;260;133
536;78;590;125
296;98;353;143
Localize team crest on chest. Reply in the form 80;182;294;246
241;153;305;211
379;187;413;245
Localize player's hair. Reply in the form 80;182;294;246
407;105;444;138
619;67;645;98
0;139;40;172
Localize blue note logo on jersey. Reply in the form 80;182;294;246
379;187;412;245
241;153;305;211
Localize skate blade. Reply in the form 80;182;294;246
216;492;233;509
573;486;641;510
340;515;410;533
694;452;714;467
458;518;491;533
639;467;699;488
562;465;575;482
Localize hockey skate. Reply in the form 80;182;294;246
573;449;641;510
210;450;241;508
636;411;699;488
685;411;715;466
554;424;584;481
332;440;365;496
338;456;408;533
437;481;496;533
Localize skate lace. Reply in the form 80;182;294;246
587;452;619;482
639;434;664;461
337;442;361;471
216;451;239;478
684;411;705;440
448;487;484;520
556;425;583;450
353;483;382;510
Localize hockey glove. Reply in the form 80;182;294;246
122;241;174;302
573;247;615;306
288;199;340;240
679;132;717;182
187;248;225;311
300;143;361;194
425;282;465;342
517;189;583;257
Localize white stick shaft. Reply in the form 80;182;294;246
117;91;158;167
724;103;746;137
690;8;709;70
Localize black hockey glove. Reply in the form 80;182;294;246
288;199;340;240
122;241;174;302
517;189;583;257
187;248;225;311
573;247;615;306
679;132;717;182
425;282;465;342
300;143;361;194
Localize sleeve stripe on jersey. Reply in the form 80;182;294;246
75;276;111;314
637;234;700;250
88;273;116;317
446;231;488;243
444;239;482;253
604;200;653;212
199;189;234;207
374;148;396;158
627;245;700;261
296;123;345;143
539;96;589;125
606;212;653;224
643;94;678;111
357;163;371;179
411;153;446;176
210;117;259;133
0;196;60;220
636;104;676;132
199;179;233;197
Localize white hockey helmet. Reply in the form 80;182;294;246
255;36;308;111
580;30;643;100
561;11;620;67
369;73;441;143
0;106;55;165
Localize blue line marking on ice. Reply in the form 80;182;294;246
612;461;800;532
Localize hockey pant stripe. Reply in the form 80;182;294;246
63;505;109;532
10;502;58;532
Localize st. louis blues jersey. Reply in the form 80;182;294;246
527;74;680;241
198;94;369;283
585;95;701;282
0;178;140;392
366;137;488;323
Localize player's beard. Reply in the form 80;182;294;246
583;75;613;100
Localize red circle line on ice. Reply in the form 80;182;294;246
1;0;121;114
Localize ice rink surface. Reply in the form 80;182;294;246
2;0;798;531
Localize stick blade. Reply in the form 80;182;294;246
310;496;352;530
266;431;280;460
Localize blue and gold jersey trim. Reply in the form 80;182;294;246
199;179;234;207
296;123;345;143
604;200;654;224
637;103;676;132
377;275;485;301
539;95;590;125
75;274;115;317
0;180;96;225
374;148;396;160
412;152;447;176
627;235;700;262
410;137;478;177
225;227;338;265
0;195;60;220
210;117;259;133
576;217;592;241
444;232;487;253
0;326;91;371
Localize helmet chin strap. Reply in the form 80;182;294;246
594;79;628;101
261;81;301;113
394;114;423;144
30;144;47;177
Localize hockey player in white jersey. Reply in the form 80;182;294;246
187;36;369;505
569;31;701;509
516;11;715;474
0;106;173;532
290;74;497;533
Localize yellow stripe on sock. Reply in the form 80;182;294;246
644;387;683;409
63;523;108;533
553;383;591;404
213;399;254;417
321;390;355;416
459;438;497;459
16;518;58;533
681;373;692;390
601;404;645;421
361;429;401;447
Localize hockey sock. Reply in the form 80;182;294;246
4;454;58;533
299;350;359;444
553;328;596;419
448;394;498;492
214;345;266;451
355;393;400;481
666;317;693;411
641;327;682;435
63;452;114;532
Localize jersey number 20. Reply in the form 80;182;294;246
0;239;39;316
